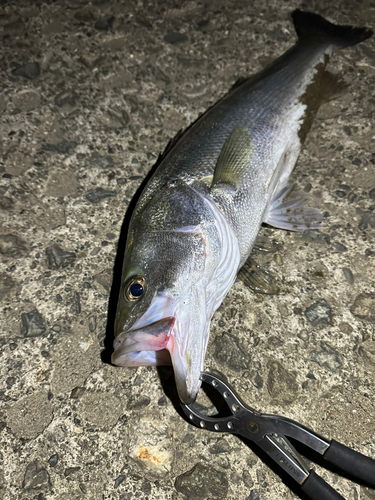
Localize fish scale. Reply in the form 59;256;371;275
139;45;323;199
112;10;373;403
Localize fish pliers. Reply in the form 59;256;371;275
180;371;375;500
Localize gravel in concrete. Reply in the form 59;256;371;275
1;1;374;499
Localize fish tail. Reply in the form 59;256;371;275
292;10;373;50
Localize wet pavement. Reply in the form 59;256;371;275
0;1;375;499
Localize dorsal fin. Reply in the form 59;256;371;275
158;129;185;163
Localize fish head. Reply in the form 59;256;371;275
113;225;211;404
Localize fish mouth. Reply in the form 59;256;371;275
112;298;206;404
111;316;175;367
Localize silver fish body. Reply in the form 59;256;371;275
112;11;372;403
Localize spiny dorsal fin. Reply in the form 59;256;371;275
211;125;252;192
158;129;185;163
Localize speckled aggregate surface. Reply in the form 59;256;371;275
0;1;375;499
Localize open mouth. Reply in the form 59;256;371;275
112;290;208;404
111;316;176;366
111;313;202;403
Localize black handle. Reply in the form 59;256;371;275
324;440;375;487
301;470;344;500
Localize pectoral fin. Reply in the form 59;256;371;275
264;182;324;231
237;256;280;295
211;125;252;192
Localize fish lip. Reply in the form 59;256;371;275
112;337;139;355
113;292;208;404
111;316;176;365
111;314;203;404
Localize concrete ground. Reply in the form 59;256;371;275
1;1;375;499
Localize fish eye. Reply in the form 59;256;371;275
124;276;146;301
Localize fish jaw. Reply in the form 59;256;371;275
111;316;176;366
112;292;208;404
168;324;204;404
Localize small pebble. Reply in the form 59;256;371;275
305;299;332;326
94;15;115;30
114;475;126;488
22;460;51;489
164;31;188;44
86;188;116;203
342;268;354;284
46;244;76;269
335;190;346;198
88;315;97;332
332;242;347;252
21;309;46;337
48;454;58;468
12;62;40;80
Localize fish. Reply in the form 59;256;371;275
111;10;373;403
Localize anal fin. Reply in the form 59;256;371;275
253;233;281;253
264;182;324;231
237;256;280;295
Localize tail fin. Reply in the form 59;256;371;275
292;10;373;50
